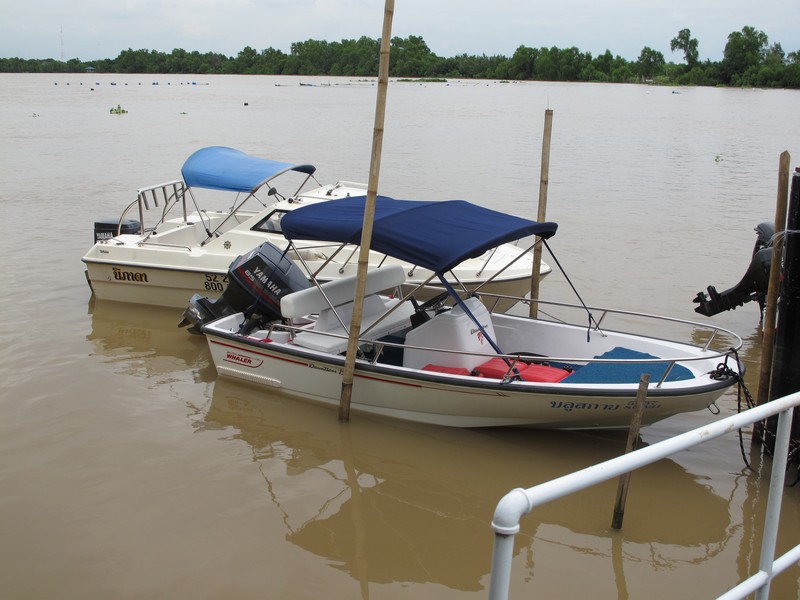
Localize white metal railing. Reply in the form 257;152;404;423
488;392;800;600
111;180;186;238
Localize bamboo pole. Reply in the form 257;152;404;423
529;109;553;318
338;0;394;422
611;373;649;530
753;151;791;441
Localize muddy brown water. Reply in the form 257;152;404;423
1;74;798;598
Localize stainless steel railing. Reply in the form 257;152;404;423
488;392;800;600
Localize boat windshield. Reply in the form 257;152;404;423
252;210;290;233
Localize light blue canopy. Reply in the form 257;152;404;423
281;195;558;275
181;146;316;193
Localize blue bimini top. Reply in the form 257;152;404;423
280;195;558;275
181;146;316;193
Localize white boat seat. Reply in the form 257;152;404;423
280;264;406;318
292;296;415;354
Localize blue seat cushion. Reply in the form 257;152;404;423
561;346;694;384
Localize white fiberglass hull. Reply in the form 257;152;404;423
202;313;738;430
83;185;547;309
83;249;539;309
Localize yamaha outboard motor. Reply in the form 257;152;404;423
181;242;310;334
693;222;773;317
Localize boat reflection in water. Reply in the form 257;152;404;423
202;377;736;596
86;298;215;383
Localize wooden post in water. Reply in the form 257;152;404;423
754;151;791;443
338;0;394;422
611;373;649;530
764;166;800;452
530;109;553;318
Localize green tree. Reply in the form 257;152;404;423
256;47;287;74
556;47;592;81
670;28;699;68
287;39;333;75
115;48;151;73
234;46;259;73
722;26;768;84
534;47;559;80
636;46;665;80
330;37;379;76
390;35;439;77
507;45;537;79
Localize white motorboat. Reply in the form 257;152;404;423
82;146;549;308
192;196;743;430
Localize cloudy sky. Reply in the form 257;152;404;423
2;0;797;63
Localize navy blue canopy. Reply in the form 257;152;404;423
280;196;558;274
181;146;316;193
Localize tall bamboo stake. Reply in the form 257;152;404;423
753;151;791;441
529;109;553;318
611;374;649;529
338;0;394;422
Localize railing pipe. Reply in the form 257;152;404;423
755;402;793;600
489;391;800;600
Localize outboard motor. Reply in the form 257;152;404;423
93;218;141;242
693;221;773;317
181;242;310;334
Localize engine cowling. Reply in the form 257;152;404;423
181;242;310;333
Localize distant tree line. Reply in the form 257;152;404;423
2;27;798;88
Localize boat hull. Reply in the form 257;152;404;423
83;180;549;310
84;259;229;307
83;257;538;309
204;330;734;430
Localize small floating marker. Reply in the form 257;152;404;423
244;102;249;106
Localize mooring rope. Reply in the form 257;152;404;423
767;228;800;246
713;348;799;484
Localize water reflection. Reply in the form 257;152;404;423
86;298;214;382
204;378;497;592
202;377;739;596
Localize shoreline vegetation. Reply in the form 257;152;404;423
2;27;798;89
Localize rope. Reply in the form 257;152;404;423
714;348;800;482
767;228;800;245
707;350;757;470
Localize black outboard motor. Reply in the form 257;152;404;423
93;218;141;242
693;221;773;317
181;242;310;334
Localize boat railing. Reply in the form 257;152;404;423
487;391;800;600
261;316;740;383
118;180;186;237
476;291;742;354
